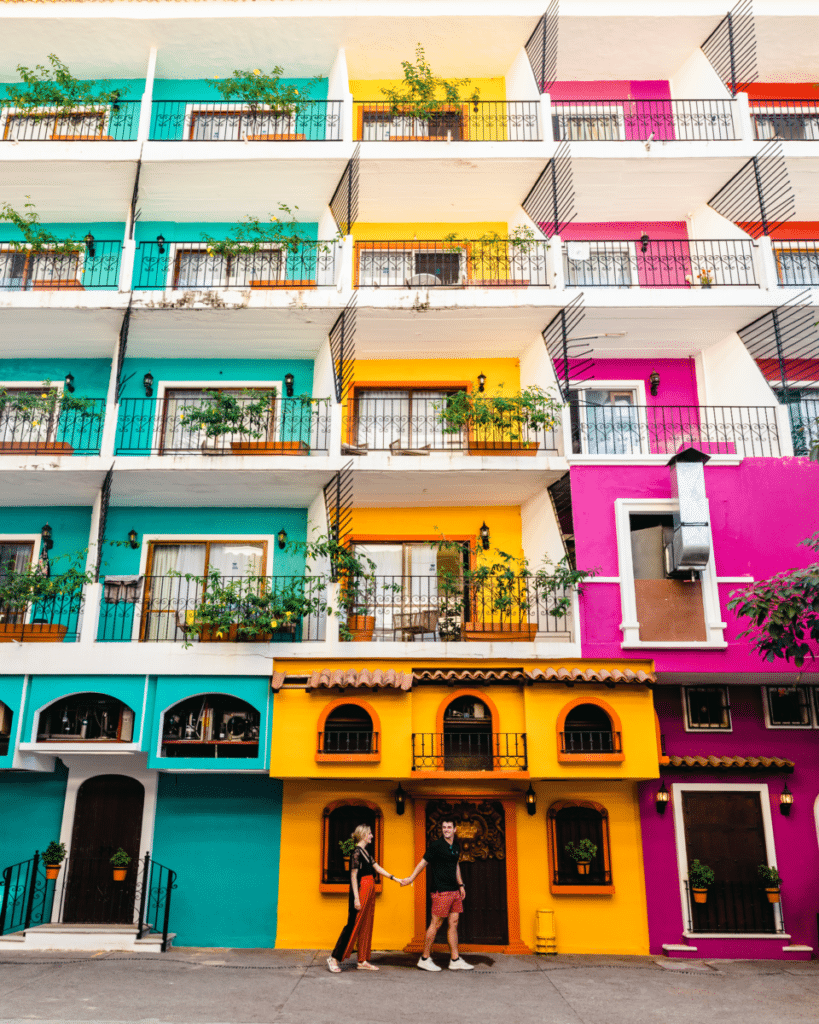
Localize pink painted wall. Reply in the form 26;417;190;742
561;222;688;241
639;686;819;956
573;457;819;675
549;81;676;141
559;222;693;288
555;357;700;406
549;82;671;101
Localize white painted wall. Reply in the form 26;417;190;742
521;488;566;570
688;204;752;241
327;47;350;99
505;47;540;101
520;334;560;394
670;49;732;100
700;332;778;407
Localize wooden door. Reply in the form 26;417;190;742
63;774;144;924
425;800;508;946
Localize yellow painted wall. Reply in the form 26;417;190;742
351;357;520;391
351;222;507;242
350;78;506;103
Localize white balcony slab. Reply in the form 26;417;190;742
0;459;108;504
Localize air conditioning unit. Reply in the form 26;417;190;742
664;447;711;576
406;273;440;287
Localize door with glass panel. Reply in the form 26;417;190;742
0;542;34;625
160;388;276;453
774;246;819;286
142;541;266;640
576;389;641;455
354;388;465;451
0;386;60;446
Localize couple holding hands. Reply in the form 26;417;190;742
327;819;474;973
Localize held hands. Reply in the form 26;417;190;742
399;877;412;887
354;898;361;910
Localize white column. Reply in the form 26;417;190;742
79;486;106;645
546;233;564;290
137;46;158;143
734;91;754;143
98;338;122;461
540;93;554;144
337;234;354;293
754;235;780;293
118;237;135;292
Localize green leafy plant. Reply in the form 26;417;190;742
208;66;323;116
177;389;277;444
339;837;357;857
0;200;85;255
728;534;819;667
202;205;337;258
436;383;563;445
5;54;120;119
43;840;66;866
109;848;131;868
757;864;781;888
0;379;101;427
565;839;598;862
688;859;715;888
442;226;545;274
381;44;479;124
0;550;93;618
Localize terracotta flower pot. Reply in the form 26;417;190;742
346;615;375;641
45;863;62;880
692;887;708;904
576;861;591;875
343;857;351;872
463;623;538;642
765;887;781;904
112;867;128;882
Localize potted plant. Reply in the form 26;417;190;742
0;551;92;642
688;859;715;903
565;838;598;875
758;864;782;903
110;848;131;882
339;836;356;873
0;377;101;455
436;383;563;456
207;66;324;140
5;55;122;133
43;840;66;880
442;226;545;287
380;44;479;139
177;388;281;454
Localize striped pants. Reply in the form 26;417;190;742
332;875;376;963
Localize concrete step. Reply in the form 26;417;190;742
0;924;176;952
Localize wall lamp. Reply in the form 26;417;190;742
779;781;793;816
477;373;487;393
525;783;537;816
84;233;96;258
284;373;295;398
656;780;670;814
156;234;166;255
41;523;54;551
640;231;650;253
277;529;288;550
479;522;490;550
143;372;154;397
127;529;139;550
395;782;406;816
649;370;661;397
64;373;75;394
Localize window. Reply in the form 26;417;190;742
36;692;135;742
0;249;81;290
570;388;642;455
362;108;464;141
443;694;493;770
783;391;819;456
3;109;109;141
0;701;13;756
188;107;297;141
321;802;383;890
684;685;731;730
773;245;819;286
319;703;376;755
352;387;465;451
565;241;634;287
552;108;625;141
561;703;618;754
547;801;613;893
753;111;819;141
357;247;465;287
172;248;283;288
161;693;260;757
0;541;34;625
159;388;277;453
764;685;812;728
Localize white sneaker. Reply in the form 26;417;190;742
448;958;474;970
417;956;442;971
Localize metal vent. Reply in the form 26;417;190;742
665;449;711;575
522;142;575;238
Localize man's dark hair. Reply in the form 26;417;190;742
440;819;456;828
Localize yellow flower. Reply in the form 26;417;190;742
253;69;261;76
32;420;39;427
294;89;299;95
40;393;48;398
270;619;279;629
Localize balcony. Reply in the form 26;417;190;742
0;243;122;291
354;239;550;288
132;240;340;290
115;397;331;456
97;574;327;643
569;404;783;458
0;400;106;456
1;102;141;142
551;99;739;142
0;591;85;643
750;99;819;141
317;731;379;755
684;880;783;935
411;732;528;771
771;240;819;286
559;729;621;755
562;239;757;288
353;101;541;142
149;100;343;141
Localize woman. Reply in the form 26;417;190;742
327;824;401;972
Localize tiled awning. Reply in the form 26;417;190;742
667;755;794;772
527;667;656;685
412;668;530;684
272;668;413;691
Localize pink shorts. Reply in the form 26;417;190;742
431;890;463;917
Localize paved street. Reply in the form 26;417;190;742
0;949;817;1024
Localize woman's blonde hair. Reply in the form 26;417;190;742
352;824;371;844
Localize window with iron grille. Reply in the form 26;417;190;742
547;803;612;889
764;685;812;727
320;703;376;754
684;686;731;730
322;803;382;886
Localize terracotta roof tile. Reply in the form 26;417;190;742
272;668;412;691
413;668;529;684
667;754;794;771
527;666;656;685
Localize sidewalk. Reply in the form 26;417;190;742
0;948;816;1024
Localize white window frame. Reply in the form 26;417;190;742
565;240;636;288
554;104;626;141
0;104;113;141
682;684;732;733
166;243;286;290
155;688;270;771
751;105;819;141
614;497;727;649
0;380;65;445
357;247;466;287
571;380;649;456
762;684;815;730
183;102;296;141
671;782;786;939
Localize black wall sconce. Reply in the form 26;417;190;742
156;234;166;255
395;782;406;816
479;522;490;550
143;372;154;397
477;373;487;393
525;783;537;816
84;233;96;258
127;529;139;550
779;781;793;816
64;373;75;394
649;370;661;397
284;373;295;398
656;780;669;814
640;231;650;253
41;523;54;551
277;529;288;550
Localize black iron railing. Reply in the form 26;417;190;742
137;853;177;951
354;101;541;141
0;242;122;290
563;239;757;287
771;240;819;286
355;239;550;287
318;730;379;754
0;854;53;935
115;397;331;455
412;732;528;770
97;574;327;643
0;398;105;455
149;100;343;141
132;240;341;290
569;403;782;457
553;863;612;886
750;99;819;141
1;101;141;141
349;394;560;454
560;729;621;754
684;880;783;934
551;99;739;141
0;590;84;643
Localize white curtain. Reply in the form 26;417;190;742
207;543;265;578
583;390;640;455
146;544;206;640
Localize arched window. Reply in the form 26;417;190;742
37;693;135;743
161;693;260;758
320;703;375;754
556;698;624;763
547;801;613;893
0;701;13;756
443;694;493;770
321;801;383;890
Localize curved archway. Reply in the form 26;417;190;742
316;698;381;761
441;692;494;771
37;692;136;743
547;799;613;893
556;696;624;763
321;800;384;890
160;692;260;758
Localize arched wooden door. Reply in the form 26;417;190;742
63;774;144;924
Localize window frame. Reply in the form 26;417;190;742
0;247;84;290
547;800;614;895
762;684;814;730
683;685;732;732
185;103;301;141
354;241;469;288
350;384;468;450
552;105;626;142
358;103;467;142
320;799;384;894
155;382;281;455
316;698;381;763
169;244;286;289
1;105;113;141
159;691;262;759
556;697;624;763
570;380;649;456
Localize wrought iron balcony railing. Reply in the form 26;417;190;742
115;397;331;455
553;862;612;887
551;99;739;141
341;574;573;643
1;101;141;141
132;240;340;289
0;242;122;290
97;574;327;643
149;100;343;141
750;99;819;141
318;731;379;755
569;403;782;458
563;239;757;288
412;732;528;771
0;399;105;455
771;240;819;286
559;729;621;754
354;101;541;141
355;239;551;288
347;394;560;455
0;591;84;643
684;880;783;934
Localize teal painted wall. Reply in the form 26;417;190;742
117;359;314;399
0;676;24;769
0;506;92;557
0;223;125;289
133;220;318;241
0;760;68;867
0;358;110;397
0;79;143;139
22;675;145;745
152;78;327;101
0;79;144;100
0;222;125;243
152;773;283;947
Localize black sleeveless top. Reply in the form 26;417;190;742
350;847;375;880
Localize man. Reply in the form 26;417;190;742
402;818;474;971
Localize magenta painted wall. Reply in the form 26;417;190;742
549;81;676;140
559;223;693;288
639;686;819;956
556;357;699;406
549;82;671;101
561;222;688;241
573;457;819;675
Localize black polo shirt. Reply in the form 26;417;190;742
424;837;460;893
